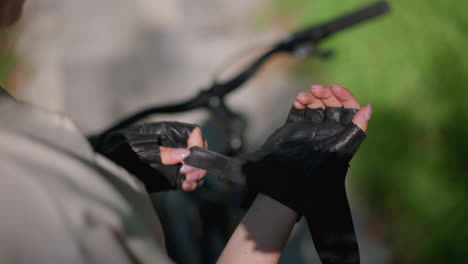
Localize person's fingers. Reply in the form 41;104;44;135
352;104;372;132
182;168;206;190
293;100;305;110
180;164;197;174
330;84;361;109
159;126;208;192
297;88;325;109
186;126;207;186
185;170;201;181
182;181;197;192
295;91;311;108
310;84;342;108
197;169;207;181
187;127;204;148
160;146;190;165
181;167;205;192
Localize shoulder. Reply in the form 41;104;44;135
0;127;171;263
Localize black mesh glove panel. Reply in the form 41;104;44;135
89;122;198;192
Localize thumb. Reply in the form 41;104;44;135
160;146;191;165
351;104;372;132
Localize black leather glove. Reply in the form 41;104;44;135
246;107;365;264
184;106;366;264
244;106;364;212
89;122;198;192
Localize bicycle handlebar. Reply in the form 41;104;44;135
95;1;390;145
214;1;390;96
282;1;390;47
91;3;390;261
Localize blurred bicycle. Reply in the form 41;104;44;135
93;2;390;263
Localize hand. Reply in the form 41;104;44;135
293;84;369;132
246;84;371;212
184;84;371;195
244;84;371;264
159;125;208;191
91;122;207;192
256;84;369;156
183;84;371;264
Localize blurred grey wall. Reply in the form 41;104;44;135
16;0;297;148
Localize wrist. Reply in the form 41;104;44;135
218;193;298;264
253;193;299;220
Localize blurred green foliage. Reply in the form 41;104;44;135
263;0;468;262
0;28;19;87
0;53;18;87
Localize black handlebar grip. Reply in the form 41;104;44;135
322;0;390;36
288;1;390;44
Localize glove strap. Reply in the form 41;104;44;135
184;146;246;185
305;184;359;264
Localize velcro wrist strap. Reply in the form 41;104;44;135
184;146;246;185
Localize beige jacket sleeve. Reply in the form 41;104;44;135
0;130;173;264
